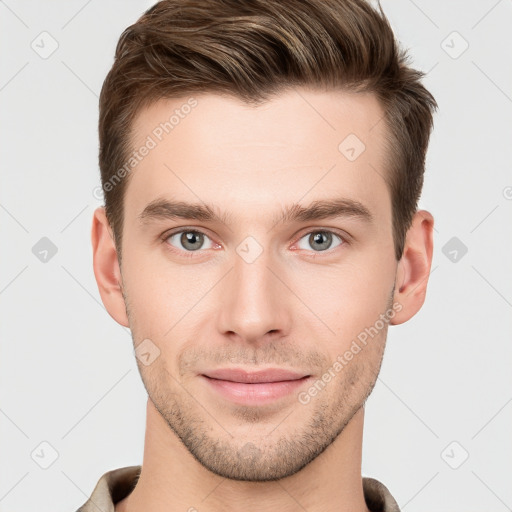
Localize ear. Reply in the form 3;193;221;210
390;209;434;325
91;206;129;327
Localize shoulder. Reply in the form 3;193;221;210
362;476;401;512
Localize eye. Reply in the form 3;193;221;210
161;227;348;258
164;229;216;253
295;230;345;253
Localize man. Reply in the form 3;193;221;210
77;0;437;510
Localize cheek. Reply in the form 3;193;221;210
288;260;393;339
122;244;178;329
122;266;175;342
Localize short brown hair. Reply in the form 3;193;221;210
99;0;437;263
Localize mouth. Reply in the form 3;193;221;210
202;367;309;383
200;368;312;404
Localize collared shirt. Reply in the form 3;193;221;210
76;465;401;512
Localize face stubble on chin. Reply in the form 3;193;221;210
123;287;393;482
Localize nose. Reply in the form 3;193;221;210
216;246;292;345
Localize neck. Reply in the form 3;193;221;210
116;399;370;512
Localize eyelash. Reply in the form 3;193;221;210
160;227;350;259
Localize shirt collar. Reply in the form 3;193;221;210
76;465;400;512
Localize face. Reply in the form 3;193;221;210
113;88;400;481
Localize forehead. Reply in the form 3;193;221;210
124;88;390;226
131;87;386;152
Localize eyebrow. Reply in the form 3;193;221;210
137;197;374;228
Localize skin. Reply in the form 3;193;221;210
91;87;434;512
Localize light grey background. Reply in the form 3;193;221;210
1;1;511;511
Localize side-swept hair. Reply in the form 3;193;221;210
99;0;437;262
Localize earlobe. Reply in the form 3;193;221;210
390;209;434;326
91;207;130;327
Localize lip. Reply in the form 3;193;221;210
200;368;311;405
202;367;308;383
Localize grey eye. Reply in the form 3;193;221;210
296;231;343;252
167;231;214;252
